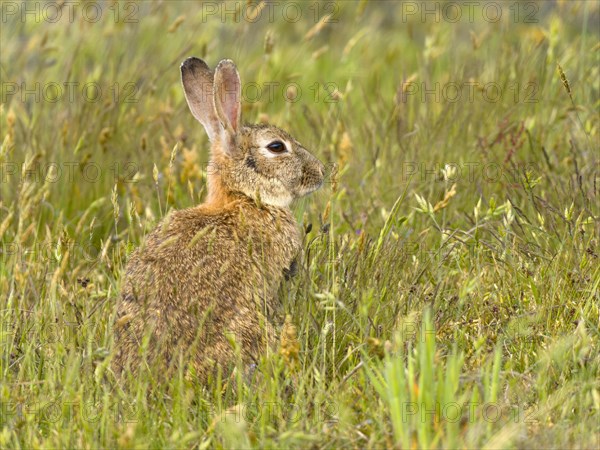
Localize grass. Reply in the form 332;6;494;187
1;1;599;448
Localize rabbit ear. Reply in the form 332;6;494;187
213;59;241;145
181;57;219;142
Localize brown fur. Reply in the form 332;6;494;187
112;58;324;383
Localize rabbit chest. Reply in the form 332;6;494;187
231;200;302;290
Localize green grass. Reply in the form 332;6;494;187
1;1;599;448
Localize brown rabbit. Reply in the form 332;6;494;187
112;58;325;383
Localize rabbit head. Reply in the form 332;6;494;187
181;57;325;208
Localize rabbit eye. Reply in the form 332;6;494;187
266;141;287;154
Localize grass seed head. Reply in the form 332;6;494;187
557;62;572;95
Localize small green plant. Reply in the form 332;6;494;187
365;310;506;449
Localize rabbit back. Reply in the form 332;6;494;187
113;196;301;381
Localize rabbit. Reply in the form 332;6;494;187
112;57;325;384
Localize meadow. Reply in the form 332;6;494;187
1;1;599;448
